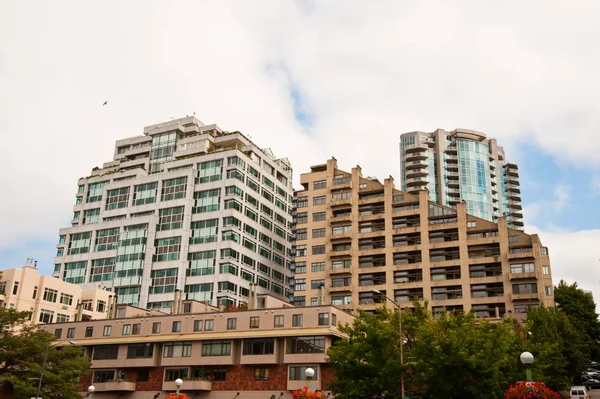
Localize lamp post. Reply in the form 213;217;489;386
305;367;315;389
520;351;534;382
88;385;95;399
373;289;405;399
175;378;183;398
36;340;77;399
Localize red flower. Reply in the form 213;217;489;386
290;387;324;399
504;382;561;399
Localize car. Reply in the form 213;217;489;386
570;385;589;399
582;377;600;390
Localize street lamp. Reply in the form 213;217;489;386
88;385;95;399
36;340;77;399
520;351;534;382
175;378;183;397
373;289;405;399
305;367;315;389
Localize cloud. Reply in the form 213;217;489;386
527;225;600;305
524;184;571;226
1;1;600;266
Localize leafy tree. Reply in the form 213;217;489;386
554;280;600;361
0;308;90;399
525;306;589;391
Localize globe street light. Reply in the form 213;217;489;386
175;378;183;398
305;367;315;389
88;385;95;399
520;351;534;382
373;289;405;399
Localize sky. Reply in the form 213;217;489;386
0;1;599;301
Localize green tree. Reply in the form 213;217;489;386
525;306;589;391
0;308;90;399
554;280;600;361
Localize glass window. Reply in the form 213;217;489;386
163;342;192;357
292;314;303;327
250;316;260;329
227;318;237;330
289;366;318;381
201;340;231;356
161;177;187;201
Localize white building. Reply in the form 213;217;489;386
53;116;294;311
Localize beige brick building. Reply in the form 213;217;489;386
292;158;553;317
0;263;112;324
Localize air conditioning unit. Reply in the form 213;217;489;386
62;305;69;310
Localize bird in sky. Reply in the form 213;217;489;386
103;101;108;106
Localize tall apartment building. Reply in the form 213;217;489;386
0;263;111;324
293;158;553;317
53;116;294;311
39;294;352;399
399;128;524;229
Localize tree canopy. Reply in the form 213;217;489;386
327;302;585;399
0;308;90;399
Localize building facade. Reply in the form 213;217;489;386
0;264;111;324
399;128;524;229
39;295;353;399
293;158;553;317
53;116;294;311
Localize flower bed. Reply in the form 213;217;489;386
504;382;561;399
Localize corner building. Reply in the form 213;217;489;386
293;158;553;317
400;128;524;229
53;116;294;311
40;295;352;399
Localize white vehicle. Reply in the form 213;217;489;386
570;385;589;399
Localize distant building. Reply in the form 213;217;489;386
400;128;524;229
53;115;294;311
293;158;553;317
0;263;111;324
39;292;352;399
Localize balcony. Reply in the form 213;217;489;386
447;179;459;187
406;159;428;169
94;381;136;392
511;292;539;301
163;379;212;391
407;168;428;177
406;177;428;186
509;272;537;280
332;177;351;188
329;285;352;293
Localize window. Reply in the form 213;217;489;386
87;182;106;203
250;316;260;329
294;278;306;291
286;336;325;354
205;319;214;331
152;322;161;334
227;318;237;330
153;237;181;262
137;369;150;382
93;345;119;360
161;177;187;201
39;309;54;323
312;245;326;255
318;313;330;326
289;366;318;381
297;212;308;224
194;320;203;331
57;248;64;257
85;326;94;337
54;328;63;339
133;182;158;205
311;279;325;289
243;338;276;357
510;263;535;274
202;340;231;356
43;288;58;303
83;208;101;224
164;368;188;381
313;211;326;221
540;247;549;255
93;370;115;383
157;206;184;231
127;343;154;359
543;266;550;275
68;231;92;255
313;180;326;189
295;262;306;274
545;286;552;295
296;228;307;240
196;159;223;183
311;262;326;272
60;293;73;306
274;315;284;328
297;197;308;208
193;189;220;213
292;314;303;327
255;368;270;381
508;235;518;242
103;325;112;336
67;327;75;338
172;321;181;332
132;324;141;335
313;196;326;205
163;342;192;357
94;227;120;251
312;228;326;239
467;221;476;228
295;245;307;257
105;187;130;210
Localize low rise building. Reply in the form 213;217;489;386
39;293;353;399
0;263;112;324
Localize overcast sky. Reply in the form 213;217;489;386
1;1;599;301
